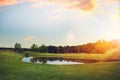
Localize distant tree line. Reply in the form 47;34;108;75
0;39;120;54
28;40;120;54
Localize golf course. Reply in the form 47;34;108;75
0;50;120;80
0;0;120;80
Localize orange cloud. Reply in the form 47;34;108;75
0;0;119;12
0;0;23;6
23;36;33;41
0;0;95;10
30;0;96;11
66;0;95;11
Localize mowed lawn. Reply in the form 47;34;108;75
0;51;120;80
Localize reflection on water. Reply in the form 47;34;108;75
21;57;33;62
21;57;100;65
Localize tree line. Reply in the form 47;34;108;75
13;39;120;54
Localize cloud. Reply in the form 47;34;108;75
66;0;95;11
0;0;94;11
0;0;23;6
30;0;96;11
0;0;119;12
23;36;33;41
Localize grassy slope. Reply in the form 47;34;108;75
0;51;120;80
27;51;103;60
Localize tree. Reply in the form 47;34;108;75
14;43;22;53
30;44;38;52
48;46;57;53
94;40;112;54
57;46;64;53
63;46;70;53
39;44;48;53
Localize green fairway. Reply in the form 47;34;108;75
0;51;120;80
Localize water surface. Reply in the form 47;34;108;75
21;56;100;65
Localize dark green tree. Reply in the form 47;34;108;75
30;44;38;52
14;43;22;53
39;44;48;53
48;46;57;53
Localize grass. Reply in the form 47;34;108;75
27;51;103;60
0;50;120;80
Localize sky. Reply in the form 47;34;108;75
0;0;120;48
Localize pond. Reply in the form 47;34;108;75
21;56;100;65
